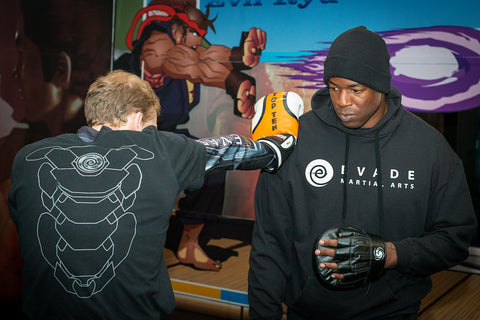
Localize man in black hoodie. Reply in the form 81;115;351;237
248;26;477;320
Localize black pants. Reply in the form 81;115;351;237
173;129;227;225
177;170;226;224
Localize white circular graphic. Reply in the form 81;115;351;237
374;247;385;261
75;153;106;174
305;159;334;187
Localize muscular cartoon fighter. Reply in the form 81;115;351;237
114;0;267;271
115;1;266;125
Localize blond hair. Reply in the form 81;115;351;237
84;70;160;127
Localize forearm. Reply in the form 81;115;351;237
163;45;229;87
385;242;397;269
394;162;476;275
197;134;276;173
393;229;473;275
200;45;235;69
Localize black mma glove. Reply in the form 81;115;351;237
313;226;386;289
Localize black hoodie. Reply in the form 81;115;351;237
248;87;477;319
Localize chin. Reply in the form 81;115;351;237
342;122;360;129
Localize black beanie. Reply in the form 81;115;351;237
323;26;391;94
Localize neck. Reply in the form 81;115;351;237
91;124;106;131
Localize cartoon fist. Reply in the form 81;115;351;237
241;27;267;68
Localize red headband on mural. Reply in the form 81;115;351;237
126;4;207;50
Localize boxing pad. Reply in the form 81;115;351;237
251;91;304;140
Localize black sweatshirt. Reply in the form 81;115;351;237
248;87;477;319
9;127;205;319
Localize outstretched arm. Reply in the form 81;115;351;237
198;133;295;174
189;27;267;71
162;44;230;88
198;91;304;174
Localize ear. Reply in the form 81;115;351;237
134;112;144;131
51;51;72;89
171;25;183;44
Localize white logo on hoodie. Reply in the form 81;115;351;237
305;159;334;187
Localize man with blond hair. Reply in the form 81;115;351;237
8;70;300;319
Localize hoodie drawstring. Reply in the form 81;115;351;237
374;131;385;234
341;134;350;225
341;132;385;235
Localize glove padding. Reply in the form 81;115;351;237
313;227;386;289
258;133;295;173
251;91;304;141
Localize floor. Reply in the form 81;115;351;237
6;215;480;319
165;270;480;320
166;309;228;320
164;214;480;319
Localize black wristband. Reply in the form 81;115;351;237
229;31;250;70
225;71;256;117
366;232;386;282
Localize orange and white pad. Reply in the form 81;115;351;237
251;91;304;141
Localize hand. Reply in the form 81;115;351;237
242;28;266;68
225;71;256;119
313;227;387;289
314;237;342;279
236;79;256;119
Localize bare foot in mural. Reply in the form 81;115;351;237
176;223;222;271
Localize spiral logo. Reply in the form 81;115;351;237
74;153;107;174
305;159;334;188
374;247;385;261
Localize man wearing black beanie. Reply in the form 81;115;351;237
249;26;476;319
323;26;391;94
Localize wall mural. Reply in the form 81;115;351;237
280;26;480;113
0;0;113;306
1;0;479;309
169;1;480;221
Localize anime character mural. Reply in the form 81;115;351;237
114;0;266;271
0;0;112;309
0;0;24;305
